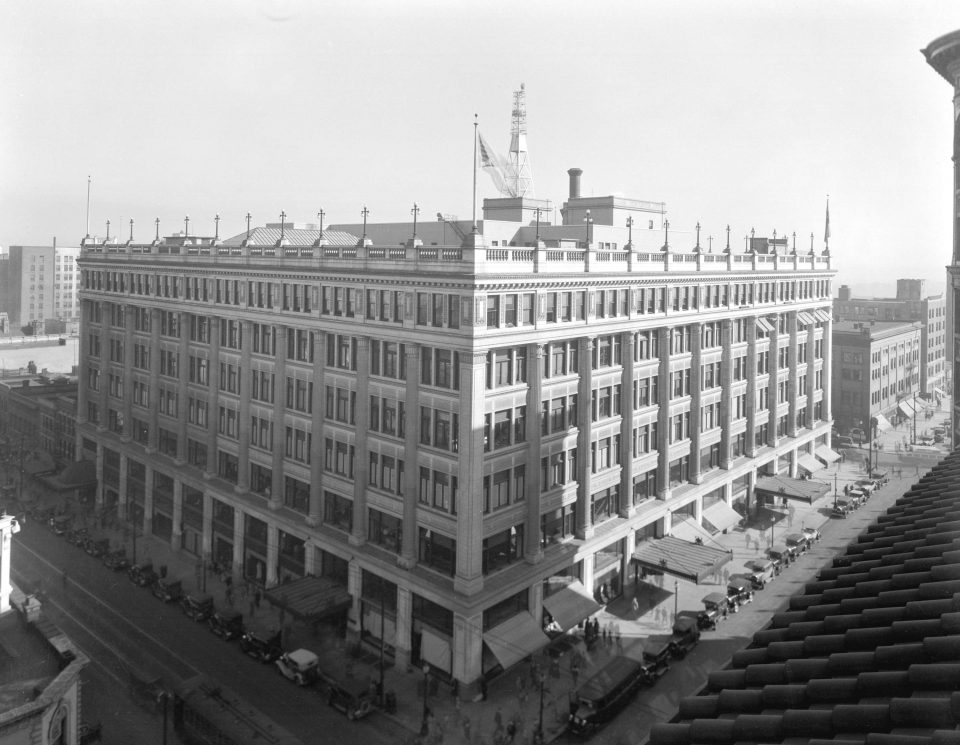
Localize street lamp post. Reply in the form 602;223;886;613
536;671;546;745
673;580;678;624
421;664;431;736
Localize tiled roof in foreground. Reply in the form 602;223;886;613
650;449;960;745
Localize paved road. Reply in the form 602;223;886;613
12;522;395;745
556;473;909;745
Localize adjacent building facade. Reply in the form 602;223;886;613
0;243;81;335
924;30;960;445
833;279;947;401
75;175;836;689
831;320;923;436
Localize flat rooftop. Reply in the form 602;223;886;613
0;608;61;713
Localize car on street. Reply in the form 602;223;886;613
785;533;811;553
84;538;110;558
726;576;754;609
640;640;672;683
801;526;821;543
209;608;245;640
181;592;214;622
128;561;158;587
239;627;283;662
151;577;183;603
833;435;856;448
668;615;701;659
276;648;320;686
833;501;851;518
102;549;130;571
700;592;730;629
320;675;375;721
854;479;877;495
848;428;864;442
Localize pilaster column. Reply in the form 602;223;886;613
805;319;817;429
822;315;833;423
399;344;420;568
171;479;183;551
454;350;487;595
236;320;253;493
745;319;758;457
575;337;595;538
147;308;161;452
619;332;635;515
767;314;780;448
176;311;189;464
656;328;671;500
394;586;413;670
232;507;244;580
143;466;154;537
266;523;278;586
122;305;135;442
205;317;221;479
118;454;129;520
350;337;371;547
308;331;326;527
719;319;734;468
201;492;213;560
689;323;703;482
787;312;799;437
525;343;544;562
269;326;287;509
94;445;104;510
98;336;109;432
453;613;484;693
76;300;89;426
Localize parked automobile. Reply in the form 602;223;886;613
854;479;877;495
699;592;729;629
847;488;867;507
102;549;130;571
567;656;647;736
239;628;283;663
768;544;796;567
784;533;811;554
833;500;851;518
320;675;375;721
128;561;158;587
276;648;319;686
744;558;776;589
833;435;856;448
668;615;701;659
65;528;89;547
49;515;71;535
640;640;672;684
848;427;864;441
801;526;822;543
726;576;754;609
85;538;110;558
151;577;183;602
180;592;214;622
209;608;245;640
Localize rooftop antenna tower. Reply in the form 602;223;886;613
509;84;534;197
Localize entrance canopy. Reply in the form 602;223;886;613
542;579;601;632
898;401;914;418
796;453;822;475
754;475;830;505
815;446;841;465
483;612;549;671
701;501;742;534
632;536;732;584
263;575;352;622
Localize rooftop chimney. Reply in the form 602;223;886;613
568;168;582;200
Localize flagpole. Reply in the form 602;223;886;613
824;194;830;254
472;115;478;233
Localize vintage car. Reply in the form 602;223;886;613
768;544;797;568
209;608;245;640
727;576;755;609
854;479;877;495
84;538;111;558
152;578;183;603
321;676;375;721
180;592;214;622
49;515;71;536
833;500;851;518
102;548;130;571
801;526;822;543
640;640;672;683
744;558;776;588
668;615;701;659
276;648;320;686
128;561;158;588
699;592;730;629
239;627;283;663
784;533;811;554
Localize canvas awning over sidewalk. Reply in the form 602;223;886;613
542;579;601;632
874;413;893;432
632;536;732;584
797;454;822;475
701;501;742;533
263;575;352;622
483;612;549;671
754;475;831;505
815;446;841;465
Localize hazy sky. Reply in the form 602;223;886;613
2;0;958;292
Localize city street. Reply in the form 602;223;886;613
11;522;395;745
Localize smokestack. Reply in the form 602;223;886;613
568;168;582;200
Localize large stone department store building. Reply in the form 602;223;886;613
75;176;836;688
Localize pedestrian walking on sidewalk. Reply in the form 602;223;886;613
631;596;640;616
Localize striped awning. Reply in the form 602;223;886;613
796;311;815;326
874;413;893;432
756;318;775;334
813;308;833;323
899;401;915;417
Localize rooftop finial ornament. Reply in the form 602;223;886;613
625;216;634;247
411;203;420;240
724;224;731;254
154;217;160;243
214;213;220;242
184;215;190;237
105;219;111;242
694;221;701;252
245;212;252;240
534;206;544;243
791;231;797;256
823;194;831;256
317;208;325;240
128;218;134;243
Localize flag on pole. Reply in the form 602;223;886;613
478;131;509;196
